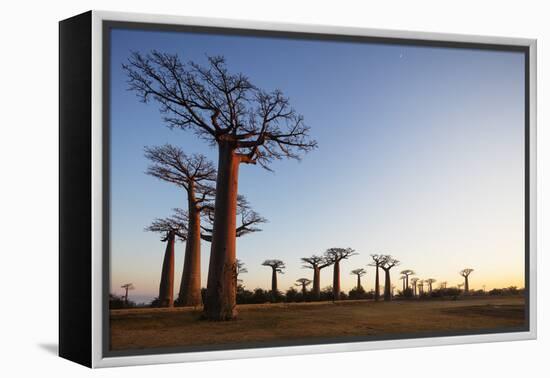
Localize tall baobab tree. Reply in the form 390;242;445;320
262;260;286;296
325;248;358;300
121;283;134;306
295;278;312;295
425;278;436;294
145;145;216;307
146;217;187;307
440;281;448;289
301;255;333;300
418;280;425;295
399;275;407;292
410;277;419;297
369;254;385;301
380;255;400;301
350;268;366;290
124;52;317;320
460;268;474;294
400;269;415;290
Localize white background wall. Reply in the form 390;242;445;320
0;0;546;377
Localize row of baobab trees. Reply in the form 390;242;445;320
261;253;474;301
124;51;317;320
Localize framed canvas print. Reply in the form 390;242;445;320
59;10;537;368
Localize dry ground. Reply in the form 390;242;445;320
110;296;525;351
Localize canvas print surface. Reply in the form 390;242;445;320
106;24;527;354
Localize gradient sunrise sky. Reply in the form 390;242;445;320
108;27;525;303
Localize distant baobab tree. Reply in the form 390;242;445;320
295;278;312;295
146;218;187;307
262;259;286;296
301;255;333;300
418;280;425;295
121;283;134;305
369;254;385;301
123;52;317;320
399;275;407;292
380;255;400;301
460;268;474;294
400;269;415;290
457;282;464;290
410;277;419;296
425;278;436;294
391;284;396;298
440;281;448;289
145;145;216;307
350;268;366;290
325;248;358;300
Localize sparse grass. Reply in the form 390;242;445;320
110;296;525;351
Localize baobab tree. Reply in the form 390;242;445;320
124;52;317;320
399;275;407;292
440;281;448;289
145;145;216;307
295;278;312;295
369;254;385;301
410;277;419;296
460;268;474;294
301;255;333;300
121;283;134;306
418;280;425;295
425;278;436;294
380;255;400;301
262;260;286;296
325;248;358;300
350;268;366;290
400;269;415;290
146;217;187;307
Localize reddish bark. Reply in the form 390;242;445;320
313;267;321;300
271;268;278;294
204;143;240;320
332;260;341;300
158;230;175;307
177;192;202;306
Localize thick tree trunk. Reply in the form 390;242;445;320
333;260;341;301
374;265;380;301
357;275;361;290
158;231;175;307
464;276;469;294
402;279;405;292
405;275;409;289
204;142;240;320
383;269;391;301
271;268;278;295
301;284;307;295
413;283;417;296
178;191;202;306
312;267;321;300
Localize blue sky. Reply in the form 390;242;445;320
109;27;525;303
